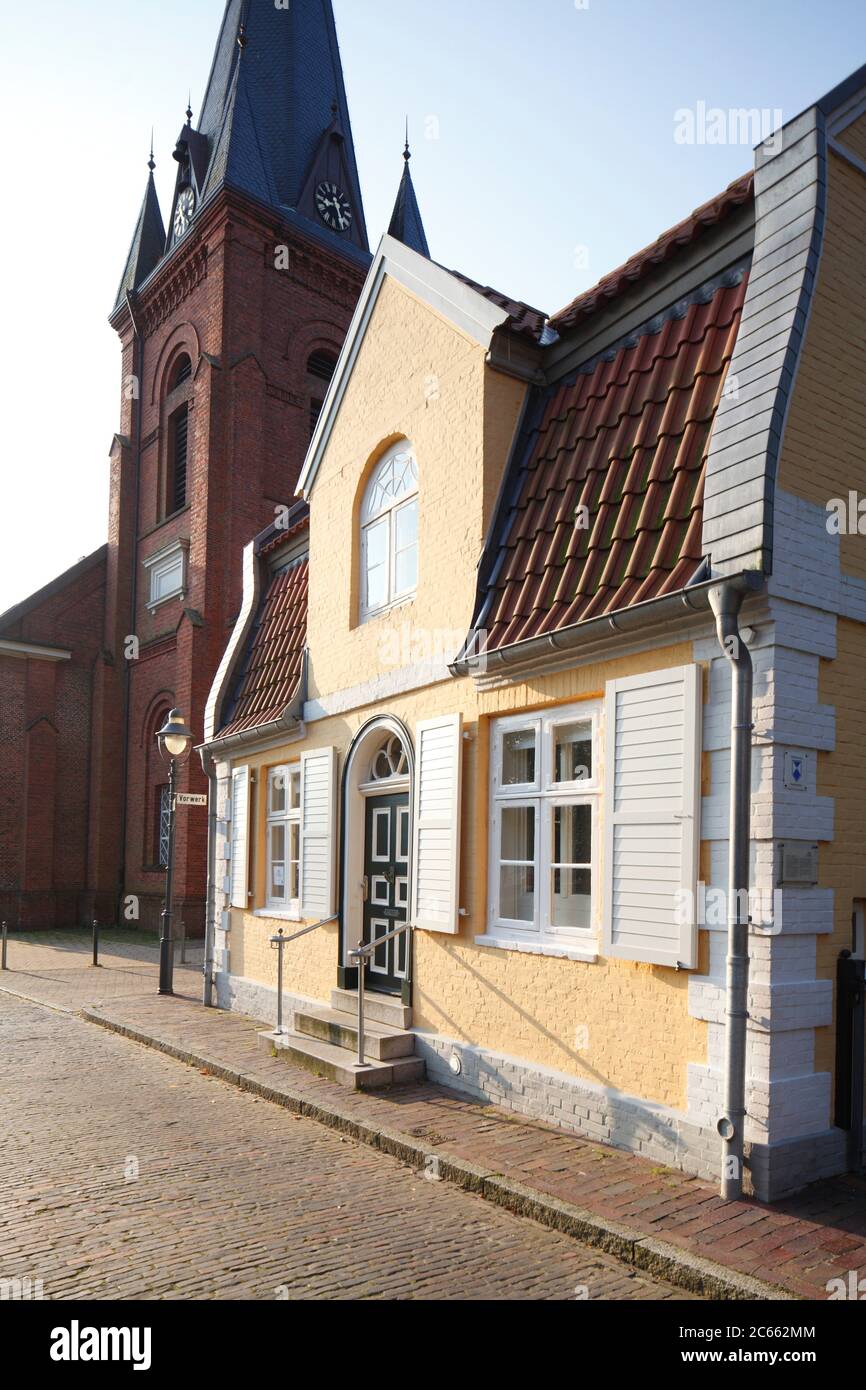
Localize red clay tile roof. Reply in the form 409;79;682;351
448;269;549;342
256;503;310;558
472;272;748;654
218;558;308;738
550;172;754;333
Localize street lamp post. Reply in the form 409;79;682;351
156;708;194;996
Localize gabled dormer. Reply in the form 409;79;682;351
295;103;368;253
166;108;214;252
165;109;210;251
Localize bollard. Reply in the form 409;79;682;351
180;918;187;966
270;929;286;1034
1;920;7;971
92;917;99;968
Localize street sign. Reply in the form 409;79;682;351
175;793;207;808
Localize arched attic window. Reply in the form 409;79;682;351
162;353;193;519
307;349;338;438
360;442;419;620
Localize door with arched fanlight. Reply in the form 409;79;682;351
361;733;411;993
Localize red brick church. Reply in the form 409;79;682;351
0;0;429;933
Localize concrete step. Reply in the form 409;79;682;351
295;1006;415;1061
258;1029;425;1090
331;987;411;1030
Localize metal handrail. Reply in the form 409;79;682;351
349;920;413;1067
270;915;338;1035
348;919;411;960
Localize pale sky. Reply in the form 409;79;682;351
1;0;865;615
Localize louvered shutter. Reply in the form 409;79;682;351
603;665;702;968
300;747;338;919
230;767;250;910
412;714;462;934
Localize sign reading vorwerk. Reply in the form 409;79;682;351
175;793;207;808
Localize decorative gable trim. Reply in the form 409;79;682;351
296;234;512;501
701;107;829;578
203;540;260;745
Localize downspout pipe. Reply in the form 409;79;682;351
708;579;754;1201
200;745;217;1007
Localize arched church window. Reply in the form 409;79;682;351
167;404;189;515
161;353;194;519
360;442;419;620
171;354;192;388
307;349;338;438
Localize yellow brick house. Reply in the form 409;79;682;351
200;65;866;1202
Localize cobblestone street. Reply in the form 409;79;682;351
0;992;693;1301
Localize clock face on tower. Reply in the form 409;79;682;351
174;186;196;239
315;181;352;233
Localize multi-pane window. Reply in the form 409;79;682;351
360;442;419;620
490;704;599;942
266;765;301;913
145;540;186;609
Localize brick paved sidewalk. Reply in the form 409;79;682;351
0;930;203;1012
2;946;864;1301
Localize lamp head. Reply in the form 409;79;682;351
157;708;194;763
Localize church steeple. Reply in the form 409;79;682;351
193;0;369;256
387;127;430;258
114;0;369;303
113;142;166;310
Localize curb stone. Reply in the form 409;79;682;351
78;1006;796;1303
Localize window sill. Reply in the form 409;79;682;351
475;933;598;964
146;589;185;614
253;907;301;923
359;593;416;627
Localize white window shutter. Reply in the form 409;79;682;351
230;767;250;911
603;665;702;968
412;714;462;934
300;747;338;919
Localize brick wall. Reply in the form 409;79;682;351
0;550;107;927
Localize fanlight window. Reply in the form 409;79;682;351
360;443;418;619
370;735;409;782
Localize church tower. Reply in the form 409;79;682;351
96;0;373;933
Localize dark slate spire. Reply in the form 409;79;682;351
113;144;166;311
387;128;430;258
195;0;369;257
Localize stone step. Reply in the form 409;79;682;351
331;987;411;1030
258;1029;425;1090
294;1006;415;1061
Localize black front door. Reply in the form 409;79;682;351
363;792;410;995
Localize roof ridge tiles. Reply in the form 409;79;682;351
550;171;753;332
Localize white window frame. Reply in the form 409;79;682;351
265;765;301;917
144;539;188;611
360;442;419;621
488;703;600;947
